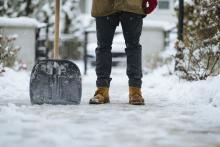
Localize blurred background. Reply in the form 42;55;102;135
1;0;219;80
0;0;178;73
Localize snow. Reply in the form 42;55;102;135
185;0;195;6
0;17;45;28
143;20;176;31
1;63;220;147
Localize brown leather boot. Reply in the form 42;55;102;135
129;87;145;105
89;87;110;104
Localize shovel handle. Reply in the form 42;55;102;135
54;0;60;59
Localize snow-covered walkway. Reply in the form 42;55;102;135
0;63;220;147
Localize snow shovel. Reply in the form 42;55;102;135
30;0;82;105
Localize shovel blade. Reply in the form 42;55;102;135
30;60;82;105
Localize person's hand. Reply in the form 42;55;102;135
142;0;158;14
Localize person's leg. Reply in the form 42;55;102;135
90;14;119;104
95;14;119;88
120;12;143;88
120;12;145;105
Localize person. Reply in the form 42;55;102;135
89;0;157;105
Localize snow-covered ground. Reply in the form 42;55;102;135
0;62;220;147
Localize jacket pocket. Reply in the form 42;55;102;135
126;0;143;11
92;0;115;16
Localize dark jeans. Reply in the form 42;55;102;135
95;12;143;88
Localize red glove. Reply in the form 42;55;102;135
142;0;158;14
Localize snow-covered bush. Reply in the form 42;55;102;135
0;32;20;73
175;0;220;80
0;0;83;35
0;0;43;17
0;0;83;59
37;0;83;35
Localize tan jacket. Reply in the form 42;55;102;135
91;0;145;17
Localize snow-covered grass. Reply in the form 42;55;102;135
0;63;220;147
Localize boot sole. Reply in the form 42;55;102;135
89;101;110;104
129;102;145;105
89;99;110;104
129;100;145;105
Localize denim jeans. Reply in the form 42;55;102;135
95;12;143;88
